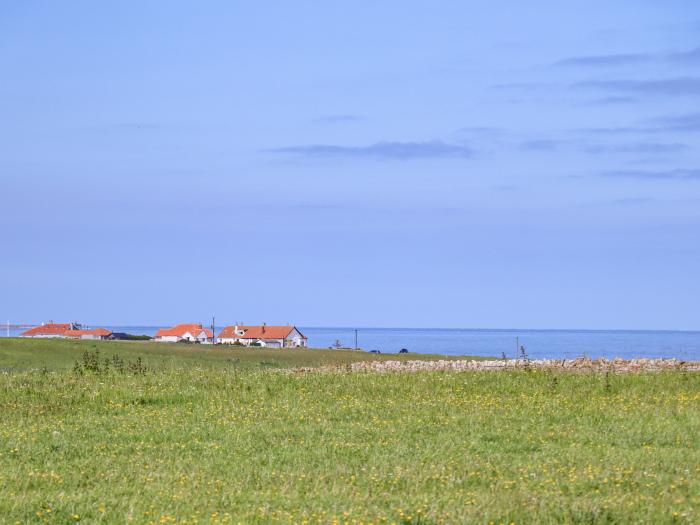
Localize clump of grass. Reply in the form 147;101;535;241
0;337;481;372
518;344;531;371
72;349;149;376
604;370;613;393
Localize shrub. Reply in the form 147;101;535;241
72;350;148;376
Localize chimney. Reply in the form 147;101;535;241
262;323;266;334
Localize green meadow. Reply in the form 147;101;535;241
0;338;465;373
1;339;699;524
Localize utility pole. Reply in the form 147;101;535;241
516;336;519;359
355;329;358;350
211;316;216;344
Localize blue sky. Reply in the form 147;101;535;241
1;0;699;329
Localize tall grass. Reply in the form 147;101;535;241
1;363;699;524
0;338;475;373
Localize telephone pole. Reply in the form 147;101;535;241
354;329;358;350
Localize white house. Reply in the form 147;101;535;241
154;323;214;343
217;325;307;348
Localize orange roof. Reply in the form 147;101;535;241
218;325;306;340
20;323;75;336
64;328;112;338
155;324;213;338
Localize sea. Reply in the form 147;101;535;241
4;325;700;360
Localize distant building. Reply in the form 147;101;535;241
20;322;81;338
217;325;307;348
64;328;113;340
154;323;214;343
108;332;134;341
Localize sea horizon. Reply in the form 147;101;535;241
5;324;700;361
7;322;700;333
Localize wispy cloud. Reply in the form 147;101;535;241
554;45;700;67
582;96;637;105
519;139;561;151
555;53;650;67
82;122;176;133
668;46;700;63
491;82;557;91
584;142;688;154
312;115;363;124
575;77;700;96
571;126;641;136
455;126;507;137
603;168;700;180
269;141;474;160
610;197;655;206
574;112;700;136
646;113;700;132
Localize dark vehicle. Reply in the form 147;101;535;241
369;349;381;354
399;348;408;353
108;332;130;340
108;333;152;341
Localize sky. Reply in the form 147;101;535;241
1;0;699;330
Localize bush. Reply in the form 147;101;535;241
72;350;148;375
127;334;152;341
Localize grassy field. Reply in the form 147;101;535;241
1;340;699;524
0;338;470;373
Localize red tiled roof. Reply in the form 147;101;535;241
155;324;212;338
20;323;74;337
218;325;306;340
64;328;112;338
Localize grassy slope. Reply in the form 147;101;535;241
0;338;473;372
1;341;699;524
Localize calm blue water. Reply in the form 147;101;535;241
303;327;700;360
5;325;700;360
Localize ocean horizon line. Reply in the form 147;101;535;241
7;323;700;334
